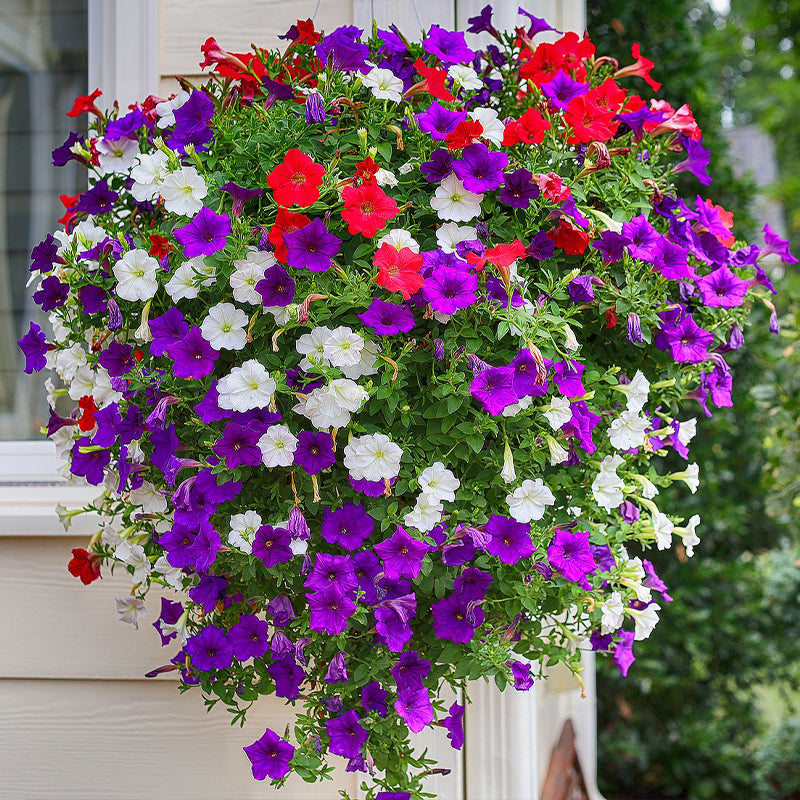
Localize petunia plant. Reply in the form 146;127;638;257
22;5;793;799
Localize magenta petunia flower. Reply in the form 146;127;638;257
228;614;270;661
305;553;357;594
374;526;428;580
662;313;715;363
174;205;231;256
307;585;357;634
470;365;517;415
423;266;478;315
185;625;233;671
431;593;484;643
695;264;750;308
422;25;476;65
320;503;374;550
485;514;535;564
394;686;435;733
243;728;294;781
168;325;219;379
546;529;597;586
507;659;534;690
358;297;416;335
326;709;369;758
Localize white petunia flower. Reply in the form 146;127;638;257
377;229;420;253
591;454;625;512
55;343;87;382
164;256;215;302
231;249;276;304
619;556;652;604
375;167;398;187
340;339;380;379
131;150;170;202
501;440;516;483
404;493;444;533
217;360;276;412
600;591;625;634
153;555;184;590
128;481;168;514
542;396;572;430
501;395;533;418
115;541;151;584
264;304;296;326
113;249;159;301
613;370;650;413
297;326;333;371
97;136;140;174
671;463;700;493
677;418;697;446
633;474;659;499
200;303;249;350
323;326;365;368
155;90;190;128
506;478;556;523
343;433;403;481
608;409;650;451
116;595;146;629
302;379;369;429
678;514;701;557
468;107;505;146
228;510;262;554
258;425;298;468
546;435;570;466
363;66;404;102
436;222;477;253
159;166;208;216
653;511;675;550
430;174;484;222
417;461;460;503
629;602;661;640
564;323;580;353
448;64;482;91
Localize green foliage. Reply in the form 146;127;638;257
756;716;800;798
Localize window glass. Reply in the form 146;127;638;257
0;0;87;438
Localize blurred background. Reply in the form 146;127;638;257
586;2;800;798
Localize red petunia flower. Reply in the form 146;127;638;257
149;234;171;259
67;88;103;118
267;149;325;207
532;173;571;204
411;59;457;102
564;96;618;144
587;78;627;114
502;108;550;146
375;244;424;299
269;208;311;262
614;43;662;92
58;193;80;232
546;219;591;255
341;184;400;238
199;37;250;72
295;19;322;45
466;240;526;272
605;308;619;328
68;548;102;585
518;32;593;84
445;120;484;151
355;156;381;185
77;395;98;432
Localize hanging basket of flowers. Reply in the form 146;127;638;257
20;4;792;798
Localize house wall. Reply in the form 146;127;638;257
2;2;597;798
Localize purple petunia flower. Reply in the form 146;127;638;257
622;214;662;263
220;182;262;218
374;526;428;580
257;264;296;306
443;702;465;749
284;217;342;273
17;322;49;374
591;230;627;263
695;264;750;308
243;728;294;781
453;567;493;601
423;266;478;315
391;650;430;696
52;131;85;167
97;342;135;378
432;593;484;643
358;297;415;335
420;148;455;183
320;503;374;550
326;709;369;758
423;25;476;65
78;284;108;315
552;359;586;398
416;102;466;141
467;4;496;35
306;553;357;594
308;585;357;634
253;525;293;568
567;275;601;303
547;529;597;588
268;655;305;699
499;168;539;209
185;625;233;671
150;307;190;357
30;233;59;273
672;135;712;185
316;28;370;72
174;205;231;257
213;421;263;468
507;659;535;690
228;614;270;661
527;230;555;260
294;431;336;474
33;275;69;311
452;143;508;193
362;681;388;717
394;686;435;733
105;109;148;139
762;222;798;263
325;651;348;683
613;630;636;676
170;89;215;149
470;365;517;415
188;574;229;613
74;177;118;215
267;593;296;627
485;514;535;564
374;593;416;652
661;313;714;363
153;598;184;646
69;438;111;485
540;69;589;109
353;550;382;604
509;348;548;398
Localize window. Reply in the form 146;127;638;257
0;0;88;439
